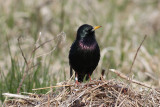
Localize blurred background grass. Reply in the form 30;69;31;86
0;0;160;104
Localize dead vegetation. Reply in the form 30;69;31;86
1;1;160;106
3;31;159;107
3;71;160;107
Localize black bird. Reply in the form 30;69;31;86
69;24;101;84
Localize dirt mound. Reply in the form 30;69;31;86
3;79;160;107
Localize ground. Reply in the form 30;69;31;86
0;0;160;106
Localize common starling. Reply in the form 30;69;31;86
69;24;101;84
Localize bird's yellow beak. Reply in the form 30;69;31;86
92;26;102;31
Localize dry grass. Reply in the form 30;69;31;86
1;0;160;105
3;71;160;107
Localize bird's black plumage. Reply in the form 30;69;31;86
69;24;100;82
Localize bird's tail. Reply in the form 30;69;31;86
70;66;73;78
85;75;89;81
78;73;91;82
78;74;86;82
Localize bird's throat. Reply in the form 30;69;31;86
79;40;96;50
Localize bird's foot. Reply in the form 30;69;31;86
74;73;80;86
75;80;80;86
89;74;92;82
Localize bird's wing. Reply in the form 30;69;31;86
70;66;73;78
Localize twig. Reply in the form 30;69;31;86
35;46;56;59
17;33;60;94
31;32;64;59
110;69;153;89
31;38;54;54
17;37;54;94
67;90;86;107
48;94;50;107
129;35;147;73
35;32;42;44
17;36;30;94
118;97;127;107
32;85;73;91
28;63;40;71
17;36;28;65
67;71;75;84
3;93;29;99
100;69;105;80
17;71;28;94
88;81;109;92
115;85;125;107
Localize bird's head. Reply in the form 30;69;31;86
76;24;101;40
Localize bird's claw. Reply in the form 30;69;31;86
75;80;80;86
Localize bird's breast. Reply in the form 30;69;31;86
79;41;97;51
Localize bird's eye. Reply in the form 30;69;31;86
84;29;89;33
87;28;92;32
89;29;92;32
